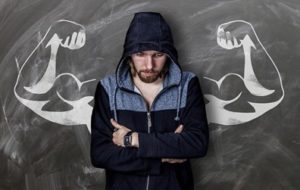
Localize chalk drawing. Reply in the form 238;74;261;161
14;20;95;132
204;20;284;125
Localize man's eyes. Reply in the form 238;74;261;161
135;52;145;56
154;53;164;57
134;52;164;57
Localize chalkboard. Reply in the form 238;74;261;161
0;0;299;189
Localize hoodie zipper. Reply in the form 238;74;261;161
142;86;175;190
131;89;160;190
121;83;177;190
145;99;151;190
146;110;151;190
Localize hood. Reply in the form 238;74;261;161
115;12;182;91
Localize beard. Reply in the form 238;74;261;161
130;61;168;83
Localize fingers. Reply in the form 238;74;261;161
169;159;186;163
111;118;131;133
217;27;227;48
217;24;244;49
111;118;132;147
162;158;187;163
112;139;122;147
60;30;86;49
225;31;234;49
174;124;184;133
70;32;77;45
162;158;170;163
77;29;86;46
110;118;122;129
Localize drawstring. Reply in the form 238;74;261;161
113;87;118;123
174;84;182;122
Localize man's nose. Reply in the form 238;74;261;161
145;56;154;70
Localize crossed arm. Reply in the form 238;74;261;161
90;76;209;175
110;118;186;163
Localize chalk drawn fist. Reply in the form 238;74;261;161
60;29;85;50
217;20;255;50
46;20;86;50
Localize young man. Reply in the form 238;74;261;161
91;12;209;190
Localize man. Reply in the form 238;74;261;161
90;12;209;190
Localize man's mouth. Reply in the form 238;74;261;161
141;70;158;76
143;72;156;76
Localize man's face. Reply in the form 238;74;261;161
130;50;168;83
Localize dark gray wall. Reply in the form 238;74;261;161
0;0;299;189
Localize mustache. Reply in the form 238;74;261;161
140;70;159;73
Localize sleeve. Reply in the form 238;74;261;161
90;82;161;175
137;76;209;158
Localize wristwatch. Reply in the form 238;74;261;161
124;131;133;147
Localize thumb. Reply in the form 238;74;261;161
110;118;122;129
174;124;184;133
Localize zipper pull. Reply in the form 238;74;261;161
147;112;152;128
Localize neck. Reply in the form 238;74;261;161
132;75;164;88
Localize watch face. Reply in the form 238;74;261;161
124;133;132;147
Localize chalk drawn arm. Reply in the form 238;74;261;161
14;20;93;132
216;20;280;96
203;20;284;125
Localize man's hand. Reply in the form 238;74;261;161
174;124;184;134
111;118;131;147
161;124;187;164
161;158;187;163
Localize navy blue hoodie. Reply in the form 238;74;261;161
91;12;209;190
